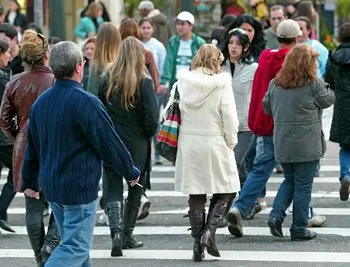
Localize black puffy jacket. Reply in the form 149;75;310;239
324;43;350;148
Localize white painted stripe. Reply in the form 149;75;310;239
0;249;348;262
6;207;350;216
4;226;350;237
0;177;343;186
11;190;347;198
0;249;349;262
151;165;341;172
150;207;350;216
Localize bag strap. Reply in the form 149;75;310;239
174;85;180;101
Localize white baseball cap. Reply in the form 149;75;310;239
138;1;154;10
276;19;302;38
176;11;195;25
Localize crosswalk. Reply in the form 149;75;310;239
1;142;350;266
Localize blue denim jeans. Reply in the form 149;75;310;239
46;199;97;267
269;160;318;235
339;147;350;181
233;136;275;217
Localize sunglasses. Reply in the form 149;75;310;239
228;28;248;36
37;32;46;49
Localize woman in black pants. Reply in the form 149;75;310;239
97;36;158;257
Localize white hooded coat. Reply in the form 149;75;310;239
163;68;240;194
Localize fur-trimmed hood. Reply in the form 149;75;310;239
176;68;232;109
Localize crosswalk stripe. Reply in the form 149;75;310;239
0;249;349;262
0;176;342;186
151;165;341;172
10;190;346;198
5;207;350;215
3;226;350;236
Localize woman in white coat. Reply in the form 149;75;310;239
164;44;240;261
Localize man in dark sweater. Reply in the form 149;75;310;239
21;41;140;266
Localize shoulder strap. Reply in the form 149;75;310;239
174;85;180;101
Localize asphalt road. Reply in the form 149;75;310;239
1;141;350;267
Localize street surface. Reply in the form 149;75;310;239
0;141;350;267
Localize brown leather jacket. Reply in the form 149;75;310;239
0;66;54;192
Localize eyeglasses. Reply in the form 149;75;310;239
36;32;46;49
228;28;247;36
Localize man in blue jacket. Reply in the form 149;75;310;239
21;41;140;267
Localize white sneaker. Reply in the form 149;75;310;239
308;214;326;227
258;198;267;210
137;194;151;221
97;212;109;226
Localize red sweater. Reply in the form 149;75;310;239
248;48;290;136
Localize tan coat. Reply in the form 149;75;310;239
164;68;240;195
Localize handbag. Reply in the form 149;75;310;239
156;86;181;162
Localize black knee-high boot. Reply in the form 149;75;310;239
122;200;143;249
218;192;236;228
201;194;230;257
41;214;60;266
188;202;205;262
106;201;124;256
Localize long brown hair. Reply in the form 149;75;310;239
91;22;121;77
106;37;145;111
274;44;319;89
119;18;141;40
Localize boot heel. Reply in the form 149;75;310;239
192;238;203;262
111;233;123;257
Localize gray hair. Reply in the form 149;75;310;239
49;41;83;80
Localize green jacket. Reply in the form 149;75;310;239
160;33;206;89
74;16;104;39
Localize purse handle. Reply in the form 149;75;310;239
174;85;180;102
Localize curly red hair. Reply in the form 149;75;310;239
275;44;319;89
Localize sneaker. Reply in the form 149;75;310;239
258;198;267;210
291;229;317;241
308;214;326;227
268;217;283;237
227;206;243;237
137;194;151;221
97;213;109;226
245;202;262;220
339;176;350;201
275;165;283;174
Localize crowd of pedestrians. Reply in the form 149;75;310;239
0;0;348;265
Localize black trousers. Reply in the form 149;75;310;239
0;144;15;221
102;166;145;206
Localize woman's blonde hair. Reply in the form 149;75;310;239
106;36;145;111
275;44;319;89
191;44;224;75
85;2;102;18
20;29;49;67
91;22;121;77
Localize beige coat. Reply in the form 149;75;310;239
164;68;240;195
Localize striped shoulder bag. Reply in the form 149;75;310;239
156;85;181;163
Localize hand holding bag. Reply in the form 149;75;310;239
156;86;181;162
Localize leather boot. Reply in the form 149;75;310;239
41;214;60;265
106;201;124;256
188;206;205;262
218;193;236;228
122;200;143;249
200;195;229;257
